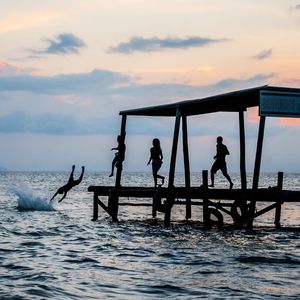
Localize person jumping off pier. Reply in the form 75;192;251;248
109;135;126;177
147;138;165;187
50;165;85;202
209;136;233;189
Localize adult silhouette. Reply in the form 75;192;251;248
209;136;233;189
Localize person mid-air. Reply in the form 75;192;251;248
50;165;85;202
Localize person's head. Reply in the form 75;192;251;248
217;136;223;144
152;138;160;148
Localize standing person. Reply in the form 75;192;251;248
51;165;85;202
147;138;165;187
109;135;126;177
209;136;233;189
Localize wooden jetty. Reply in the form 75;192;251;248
88;85;300;228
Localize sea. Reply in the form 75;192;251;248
1;171;300;299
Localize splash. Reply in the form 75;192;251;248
15;187;54;211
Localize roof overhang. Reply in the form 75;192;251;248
120;85;300;117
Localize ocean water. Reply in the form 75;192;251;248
1;171;300;299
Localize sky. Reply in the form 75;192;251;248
1;0;300;175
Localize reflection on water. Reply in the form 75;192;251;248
0;171;300;299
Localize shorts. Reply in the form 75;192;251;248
211;159;227;174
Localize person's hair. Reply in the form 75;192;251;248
217;136;223;143
153;138;161;148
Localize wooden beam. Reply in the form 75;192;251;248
182;114;191;219
248;115;266;228
92;193;99;221
202;170;210;228
115;114;127;187
165;108;181;226
168;108;181;187
252;116;266;189
275;171;283;228
239;111;247;190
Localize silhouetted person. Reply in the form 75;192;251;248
50;165;85;202
109;135;126;177
209;136;233;189
147;138;165;187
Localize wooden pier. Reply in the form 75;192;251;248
88;86;300;228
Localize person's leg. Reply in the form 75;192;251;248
78;166;85;181
73;166;85;185
69;165;75;181
156;174;165;185
152;164;158;187
221;167;233;189
109;156;118;177
209;161;218;187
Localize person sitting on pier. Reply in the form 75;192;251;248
109;135;126;177
50;165;85;202
147;138;165;187
209;136;233;189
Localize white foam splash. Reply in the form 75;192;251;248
15;187;54;211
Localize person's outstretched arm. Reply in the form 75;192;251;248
50;190;58;201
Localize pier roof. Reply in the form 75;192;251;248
120;85;300;117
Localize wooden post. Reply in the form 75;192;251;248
239;111;247;190
164;108;181;226
275;171;283;228
92;193;98;221
182;114;191;220
202;170;210;228
248;115;266;228
115;114;127;188
109;114;127;222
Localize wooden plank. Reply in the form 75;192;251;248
88;185;300;202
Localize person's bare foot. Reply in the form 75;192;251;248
109;173;113;177
209;184;214;187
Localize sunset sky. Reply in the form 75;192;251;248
1;0;300;175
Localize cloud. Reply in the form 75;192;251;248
0;70;274;136
253;48;273;60
109;36;228;54
0;69;131;94
0;61;35;76
29;33;86;56
0;112;119;135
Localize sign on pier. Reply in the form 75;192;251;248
260;90;300;117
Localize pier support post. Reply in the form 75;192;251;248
182;115;191;220
165;108;181;226
110;114;127;222
115;115;127;188
275;171;283;228
239;111;247;190
92;193;99;221
248;116;266;228
202;170;210;228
